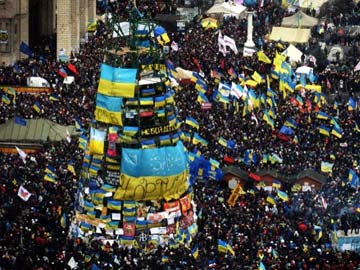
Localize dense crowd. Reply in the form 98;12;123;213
1;0;360;269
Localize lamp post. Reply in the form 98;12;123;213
243;0;257;56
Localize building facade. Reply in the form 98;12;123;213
0;0;96;64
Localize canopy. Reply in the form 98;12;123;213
281;11;319;28
270;27;311;43
0;118;78;142
282;44;303;64
206;2;246;16
284;0;328;8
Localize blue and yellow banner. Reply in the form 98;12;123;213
98;63;137;98
95;93;123;126
114;141;189;201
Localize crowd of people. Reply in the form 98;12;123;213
1;0;360;269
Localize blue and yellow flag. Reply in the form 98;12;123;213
318;125;330;136
217;239;235;256
114;141;189;201
89;128;106;155
107;200;122;211
277;190;289;201
185;117;200;130
98;63;137;98
95;93;123;126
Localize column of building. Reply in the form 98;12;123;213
56;0;96;60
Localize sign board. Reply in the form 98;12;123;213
201;102;212;110
0;30;8;44
176;20;186;31
104;170;120;186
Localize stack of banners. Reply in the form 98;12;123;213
74;48;199;249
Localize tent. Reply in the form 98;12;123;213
206;2;247;17
282;44;303;64
284;0;328;9
297;0;328;9
270;27;311;43
0;118;79;142
281;11;319;28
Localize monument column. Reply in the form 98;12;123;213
56;0;71;60
71;0;80;52
243;11;256;56
79;0;89;38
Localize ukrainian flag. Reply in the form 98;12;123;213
49;93;60;102
33;101;42;113
165;90;175;104
157;109;165;118
348;97;357;110
159;134;171;146
95;93;123;126
318;125;330;136
217;240;235;256
252;71;263;84
114;142;189;201
101;184;116;192
86;211;96;219
80;222;92;231
262;110;274;129
321;161;334;173
154;96;166;107
197;92;209;104
284;118;298;129
100;215;111;223
209;158;220;168
272;180;281;189
331;126;343;138
257;50;271;64
141;88;156;96
67;160;76;176
167;113;177;126
277;190;289;201
154;26;170;45
123;126;139;136
171;133;180;144
98;63;137;98
185;117;200;130
89;128;106;155
107;200;122;210
1;94;11;105
349;169;359;184
139;97;153;106
83;201;95;212
125;98;139;106
191;244;199;259
44;173;57;183
141;139;156;149
107;221;119;230
266;195;277;205
317;111;329;120
218;137;228;147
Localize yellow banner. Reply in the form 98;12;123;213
113;171;189;201
95;108;123;126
